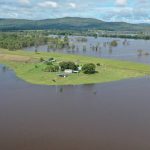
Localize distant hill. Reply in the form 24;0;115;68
0;17;150;31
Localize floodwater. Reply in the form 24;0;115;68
1;65;150;150
24;36;150;64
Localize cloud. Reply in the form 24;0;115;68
68;3;77;9
18;0;30;4
116;0;127;6
0;0;150;23
38;1;59;8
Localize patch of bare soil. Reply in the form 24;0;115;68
0;54;32;62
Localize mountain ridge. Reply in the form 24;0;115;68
0;17;150;31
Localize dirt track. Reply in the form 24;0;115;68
0;54;31;62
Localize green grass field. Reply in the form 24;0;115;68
0;48;150;85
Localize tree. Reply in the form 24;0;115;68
64;35;69;46
40;57;44;62
59;61;77;71
0;32;48;51
82;63;96;74
8;42;15;51
44;65;59;72
110;40;118;47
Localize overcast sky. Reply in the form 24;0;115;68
0;0;150;23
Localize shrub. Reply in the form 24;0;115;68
35;65;38;68
48;58;54;61
40;57;44;62
137;49;143;56
44;65;59;72
45;61;53;65
110;40;118;47
144;52;150;56
82;63;96;74
97;63;101;66
59;61;77;71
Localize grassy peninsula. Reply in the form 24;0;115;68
0;48;150;85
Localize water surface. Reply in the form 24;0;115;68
24;36;150;64
1;65;150;150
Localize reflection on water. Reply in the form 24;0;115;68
24;36;150;64
1;65;150;150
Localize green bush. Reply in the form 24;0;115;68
40;57;44;62
110;40;118;47
35;65;38;68
59;61;77;71
82;63;96;74
97;63;101;66
44;65;59;72
45;61;53;65
48;58;54;61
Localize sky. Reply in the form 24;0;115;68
0;0;150;23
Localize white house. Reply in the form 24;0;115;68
78;66;82;71
64;69;73;74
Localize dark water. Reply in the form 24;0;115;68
24;36;150;64
1;65;150;150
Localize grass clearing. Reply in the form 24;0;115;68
0;48;150;85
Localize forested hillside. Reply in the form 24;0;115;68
0;17;150;31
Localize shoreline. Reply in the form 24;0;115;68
0;48;150;86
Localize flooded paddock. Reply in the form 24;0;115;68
24;36;150;64
1;65;150;150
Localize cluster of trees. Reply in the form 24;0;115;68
59;61;78;71
82;63;96;74
43;59;97;74
44;65;59;72
100;34;150;40
42;58;59;72
76;37;88;42
46;30;150;40
48;35;69;50
0;32;48;50
137;50;150;57
1;29;149;53
59;61;96;74
110;40;118;47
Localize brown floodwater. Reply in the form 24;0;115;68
24;36;150;64
1;65;150;150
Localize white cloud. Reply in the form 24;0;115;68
1;0;150;23
116;0;127;6
38;1;58;8
68;3;77;9
18;0;30;4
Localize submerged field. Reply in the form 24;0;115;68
0;48;150;85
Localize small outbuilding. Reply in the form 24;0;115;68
73;70;79;73
78;66;82;71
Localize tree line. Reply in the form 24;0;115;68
0;32;48;51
